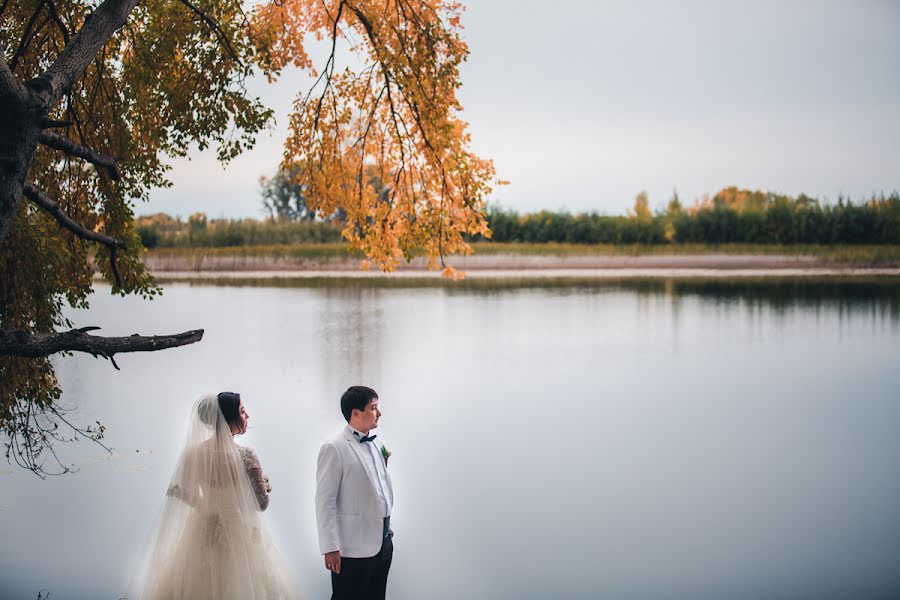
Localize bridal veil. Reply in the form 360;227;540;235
134;394;298;599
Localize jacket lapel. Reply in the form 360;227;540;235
343;429;380;494
378;443;394;506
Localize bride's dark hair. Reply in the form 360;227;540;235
198;392;242;430
217;392;242;430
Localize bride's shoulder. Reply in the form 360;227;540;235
236;444;260;464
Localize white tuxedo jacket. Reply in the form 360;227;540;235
316;427;394;558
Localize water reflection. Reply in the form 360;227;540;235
0;278;898;599
169;275;900;322
166;274;897;300
316;286;385;386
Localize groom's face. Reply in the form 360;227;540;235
355;398;381;432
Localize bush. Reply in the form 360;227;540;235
135;215;343;247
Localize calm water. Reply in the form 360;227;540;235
2;278;900;599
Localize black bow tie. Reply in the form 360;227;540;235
355;432;377;444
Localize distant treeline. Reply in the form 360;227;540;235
486;189;900;245
137;212;343;248
138;188;900;248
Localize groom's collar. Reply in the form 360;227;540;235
346;424;370;439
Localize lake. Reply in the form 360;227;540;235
2;277;900;599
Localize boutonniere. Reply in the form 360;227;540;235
381;444;391;466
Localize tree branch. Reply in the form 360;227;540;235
176;0;241;64
0;328;204;362
39;117;73;128
38;131;121;180
44;0;71;45
309;0;344;136
22;182;125;287
22;182;124;249
9;1;47;72
344;3;414;159
32;0;139;110
0;51;25;102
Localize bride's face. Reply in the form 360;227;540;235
231;399;249;436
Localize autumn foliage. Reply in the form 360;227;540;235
283;1;494;273
0;0;494;474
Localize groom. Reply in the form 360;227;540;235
316;386;394;600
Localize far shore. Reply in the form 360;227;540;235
143;268;900;283
131;245;900;280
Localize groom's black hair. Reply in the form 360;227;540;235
341;386;378;422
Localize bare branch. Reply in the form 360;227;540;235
44;0;71;44
38;130;121;180
0;328;205;359
47;404;112;462
176;0;242;64
39;117;73;128
22;182;125;287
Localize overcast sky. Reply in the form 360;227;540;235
139;0;900;219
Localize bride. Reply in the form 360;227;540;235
135;392;298;599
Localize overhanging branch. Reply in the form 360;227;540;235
8;0;46;72
38;131;121;180
39;118;74;128
44;0;71;44
22;182;124;248
0;51;26;101
0;327;205;364
34;0;139;109
177;0;241;64
22;182;125;286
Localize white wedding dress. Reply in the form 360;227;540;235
135;395;299;599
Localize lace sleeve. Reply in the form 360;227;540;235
239;446;270;511
166;451;199;507
165;483;199;507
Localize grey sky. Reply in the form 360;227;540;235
139;0;900;219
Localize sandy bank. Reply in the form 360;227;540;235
143;252;841;272
146;267;900;281
137;252;900;279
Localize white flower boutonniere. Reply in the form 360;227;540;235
380;444;391;466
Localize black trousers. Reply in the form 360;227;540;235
331;532;393;600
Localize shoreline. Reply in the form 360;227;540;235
139;267;900;283
135;251;900;281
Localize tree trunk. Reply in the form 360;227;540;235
0;0;140;248
0;74;39;247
